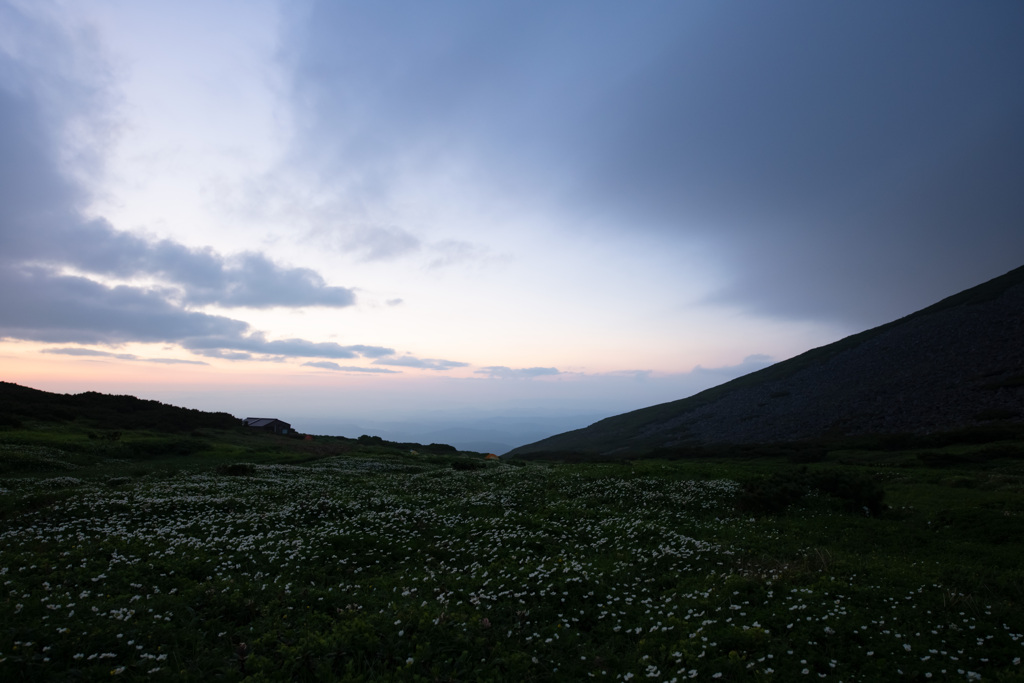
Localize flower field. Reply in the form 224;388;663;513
1;447;1022;681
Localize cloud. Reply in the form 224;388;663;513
0;6;384;362
0;267;248;345
301;361;400;373
6;203;357;311
426;240;494;270
182;334;393;361
372;356;469;371
452;356;780;416
40;347;208;365
179;251;355;309
0;263;386;362
41;348;136;360
476;366;561;380
343;226;421;262
282;1;1024;326
188;349;254;361
145;358;208;366
688;355;774;381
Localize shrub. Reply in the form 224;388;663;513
735;476;808;515
735;468;885;516
451;459;485;471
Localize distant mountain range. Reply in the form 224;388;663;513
507;265;1024;457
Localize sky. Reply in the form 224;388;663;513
2;0;1023;451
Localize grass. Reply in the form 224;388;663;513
1;423;1023;681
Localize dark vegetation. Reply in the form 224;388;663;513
512;421;1024;464
356;433;458;454
0;381;240;432
734;468;886;516
0;382;463;471
1;384;1023;680
4;266;1022;679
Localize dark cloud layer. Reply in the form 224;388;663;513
287;1;1024;326
0;267;247;345
7;2;1022;388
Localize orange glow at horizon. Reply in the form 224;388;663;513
0;340;467;399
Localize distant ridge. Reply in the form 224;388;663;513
0;382;240;432
507;265;1024;457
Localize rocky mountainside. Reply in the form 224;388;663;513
508;265;1024;456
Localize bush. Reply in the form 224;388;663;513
451;459;485;471
735;476;807;515
735;468;885;516
810;470;886;514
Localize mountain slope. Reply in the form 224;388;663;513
0;382;241;432
508;265;1024;456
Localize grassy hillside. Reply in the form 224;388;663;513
508;264;1024;456
1;414;1022;680
0;382;241;433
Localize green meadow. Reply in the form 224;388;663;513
1;422;1022;681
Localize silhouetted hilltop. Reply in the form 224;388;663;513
0;383;467;454
508;265;1024;457
0;382;240;433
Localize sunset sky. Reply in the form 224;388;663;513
2;1;1023;450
